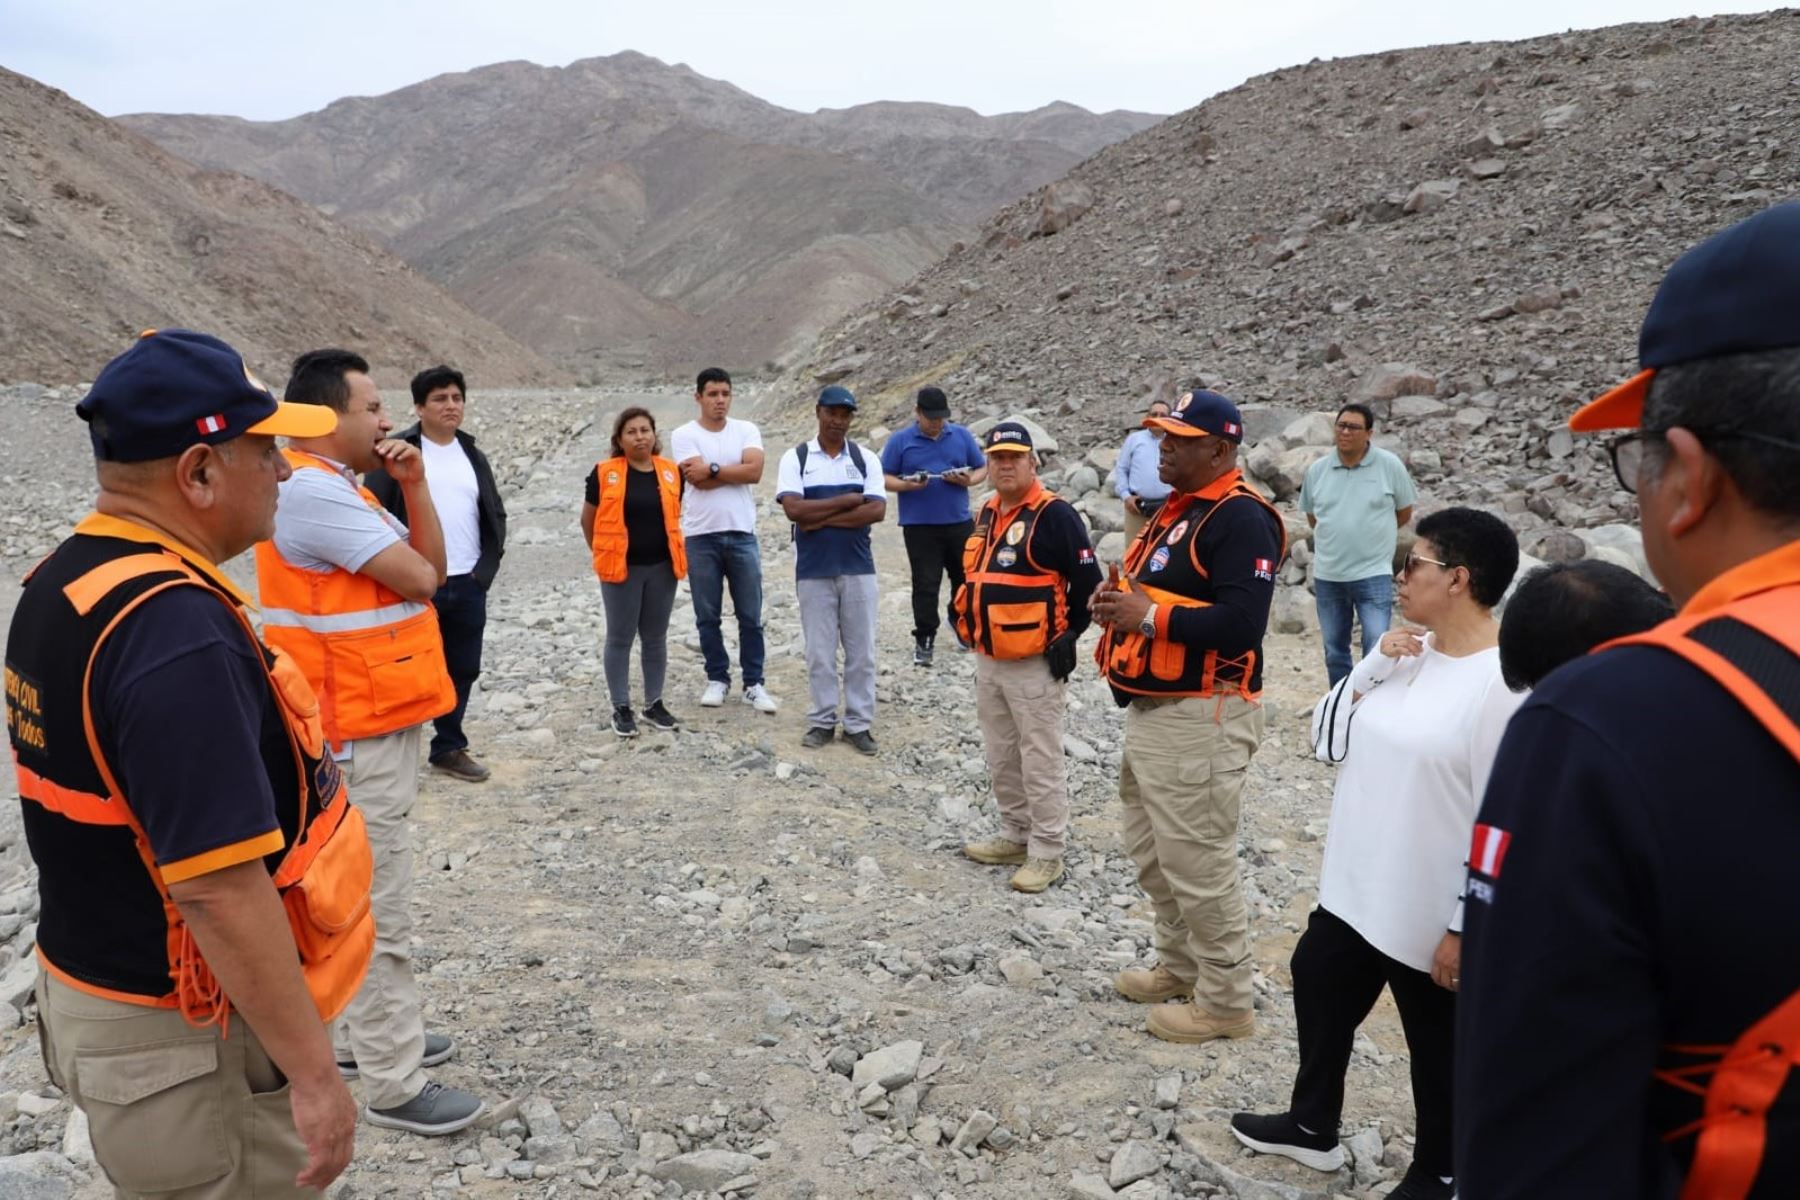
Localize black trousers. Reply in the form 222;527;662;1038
429;573;487;761
902;520;973;641
1289;907;1456;1179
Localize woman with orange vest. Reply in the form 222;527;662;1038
581;407;688;737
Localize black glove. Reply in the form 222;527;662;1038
1046;632;1080;683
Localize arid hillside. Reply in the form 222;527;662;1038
0;68;560;387
122;52;1160;373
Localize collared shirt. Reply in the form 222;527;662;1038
775;438;886;579
1114;428;1172;502
1455;540;1800;1196
270;452;408;575
1299;445;1416;582
878;422;985;525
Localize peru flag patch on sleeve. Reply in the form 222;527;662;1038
1253;557;1275;581
1470;823;1512;878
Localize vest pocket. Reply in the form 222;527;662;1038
1149;636;1188;681
282;803;375;1021
987;601;1049;658
350;623;450;718
266;648;325;758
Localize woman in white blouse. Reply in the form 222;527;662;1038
1231;507;1522;1200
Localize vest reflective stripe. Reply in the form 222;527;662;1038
1096;473;1287;699
255;450;455;746
590;456;687;584
13;758;131;826
261;600;430;634
952;485;1070;660
1621;581;1800;1200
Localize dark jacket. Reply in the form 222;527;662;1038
365;423;507;588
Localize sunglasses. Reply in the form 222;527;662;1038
1335;420;1369;433
1400;551;1456;577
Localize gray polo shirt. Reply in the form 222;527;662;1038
1299;445;1416;582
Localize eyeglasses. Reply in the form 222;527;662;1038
1607;426;1800;495
1400;551;1455;577
1335;421;1369;433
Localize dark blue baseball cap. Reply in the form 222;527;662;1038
1148;389;1243;443
984;422;1033;453
817;385;858;410
78;329;337;462
1573;200;1800;431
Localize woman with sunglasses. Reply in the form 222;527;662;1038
1231;507;1522;1200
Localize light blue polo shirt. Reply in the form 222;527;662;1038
1299;445;1417;582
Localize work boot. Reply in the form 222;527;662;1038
429;750;490;783
913;636;934;667
1010;856;1064;893
844;729;878;756
801;726;835;749
962;837;1028;866
1114;965;1190;1003
1146;999;1255;1044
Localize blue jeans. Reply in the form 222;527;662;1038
686;530;766;688
1315;575;1394;687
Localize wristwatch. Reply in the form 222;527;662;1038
708;462;721;479
1138;604;1159;639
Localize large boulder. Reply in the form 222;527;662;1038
1246;443;1320;502
1035;181;1096;237
1580;524;1652;579
1351;364;1438;414
1277;412;1337;450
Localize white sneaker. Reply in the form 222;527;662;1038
743;684;779;713
700;680;728;707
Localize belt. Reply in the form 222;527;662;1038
1129;695;1184;710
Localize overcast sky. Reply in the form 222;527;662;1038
2;0;1783;121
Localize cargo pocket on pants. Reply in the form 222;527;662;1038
77;1037;231;1192
248;1081;309;1193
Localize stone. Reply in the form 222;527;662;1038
1402;179;1460;214
16;1092;60;1117
575;1110;628;1155
1066;465;1101;496
0;956;38;1010
1580;524;1652;578
998;953;1045;985
852;1040;923;1092
1108;1139;1162;1189
1063;734;1098;762
0;1152;84;1199
814;354;869;384
1388;395;1448;421
1541;102;1583;130
950;1109;998;1156
1529;530;1587;563
850;1129;884;1159
1513;285;1565;315
1345;1126;1385;1185
968;413;1058;454
1153;1072;1182;1109
519;1095;563;1136
1024;907;1082;933
525;1131;577;1165
1352;363;1438;407
1468;157;1508;179
651;1150;762;1191
1069;1174;1120;1200
1276;412;1337;451
1036;181;1096;237
61;1106;95;1167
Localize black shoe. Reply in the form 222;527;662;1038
801;725;835;749
913;636;934;667
611;705;639;738
1228;1112;1345;1172
1387;1165;1455;1200
845;729;878;756
641;700;680;731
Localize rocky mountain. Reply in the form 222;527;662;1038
791;10;1800;579
0;68;559;388
121;53;1160;373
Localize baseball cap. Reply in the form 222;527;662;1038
1572;200;1800;432
1147;389;1243;442
78;329;337;462
916;386;951;417
817;385;858;410
984;423;1034;453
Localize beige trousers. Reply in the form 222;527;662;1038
1122;505;1147;546
974;653;1070;858
1119;693;1265;1014
331;725;427;1109
37;971;310;1198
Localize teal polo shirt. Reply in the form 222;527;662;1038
1299;445;1417;582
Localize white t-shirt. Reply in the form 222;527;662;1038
1315;636;1526;972
421;435;481;576
669;418;763;536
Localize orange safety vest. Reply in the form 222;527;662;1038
7;518;374;1029
951;481;1071;659
1620;547;1800;1200
255;449;455;749
589;456;688;584
1096;469;1287;699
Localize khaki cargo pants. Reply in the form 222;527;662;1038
975;653;1070;858
37;970;309;1198
1119;692;1265;1015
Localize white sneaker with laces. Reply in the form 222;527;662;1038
700;680;729;707
743;684;779;713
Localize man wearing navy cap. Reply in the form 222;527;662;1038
1456;202;1800;1196
1092;389;1287;1045
776;386;888;754
880;386;986;667
6;330;362;1195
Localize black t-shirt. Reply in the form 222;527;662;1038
1024;497;1106;636
585;464;682;565
1456;645;1800;1198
